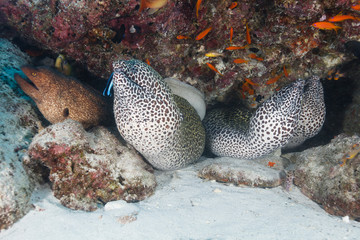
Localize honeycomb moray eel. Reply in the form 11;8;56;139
203;78;306;159
111;59;205;170
283;76;325;149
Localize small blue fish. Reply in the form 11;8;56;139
103;72;114;96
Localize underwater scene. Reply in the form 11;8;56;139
0;0;360;239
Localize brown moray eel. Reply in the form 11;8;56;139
14;66;112;129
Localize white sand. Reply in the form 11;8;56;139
1;160;360;240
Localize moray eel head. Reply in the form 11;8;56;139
112;59;170;100
14;66;54;103
271;78;305;116
14;65;112;129
112;59;205;170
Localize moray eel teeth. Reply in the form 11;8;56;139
283;76;325;148
204;79;305;159
112;59;205;170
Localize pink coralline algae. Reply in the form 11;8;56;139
25;120;156;211
2;0;359;107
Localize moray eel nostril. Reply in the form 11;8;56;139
111;59;205;170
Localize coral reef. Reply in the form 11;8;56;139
285;134;360;220
0;39;41;230
25;120;156;211
198;153;289;188
1;0;359;106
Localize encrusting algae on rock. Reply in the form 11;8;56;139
25;120;156;211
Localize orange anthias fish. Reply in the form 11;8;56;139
246;23;251;45
328;15;360;22
139;0;168;12
196;27;212;40
226;45;248;50
196;0;202;19
177;35;191;39
245;78;258;86
311;22;342;32
266;73;283;85
233;58;249;64
351;4;360;11
268;161;276;167
241;82;254;96
206;62;223;75
230;27;233;43
229;2;238;10
145;58;151;65
248;53;263;61
283;65;289;77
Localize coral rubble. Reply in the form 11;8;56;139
25;120;156;211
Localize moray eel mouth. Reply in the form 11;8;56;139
14;66;40;92
14;65;52;102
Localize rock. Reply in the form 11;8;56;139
197;153;289;188
343;60;360;135
25;120;157;211
285;134;360;221
0;39;41;230
344;92;360;135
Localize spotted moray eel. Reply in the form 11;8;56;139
283;76;326;148
111;59;205;170
203;79;306;159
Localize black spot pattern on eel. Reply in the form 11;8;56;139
284;76;326;148
112;59;205;170
203;79;306;159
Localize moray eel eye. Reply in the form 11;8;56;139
31;72;37;77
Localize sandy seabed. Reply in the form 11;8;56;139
1;159;360;240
